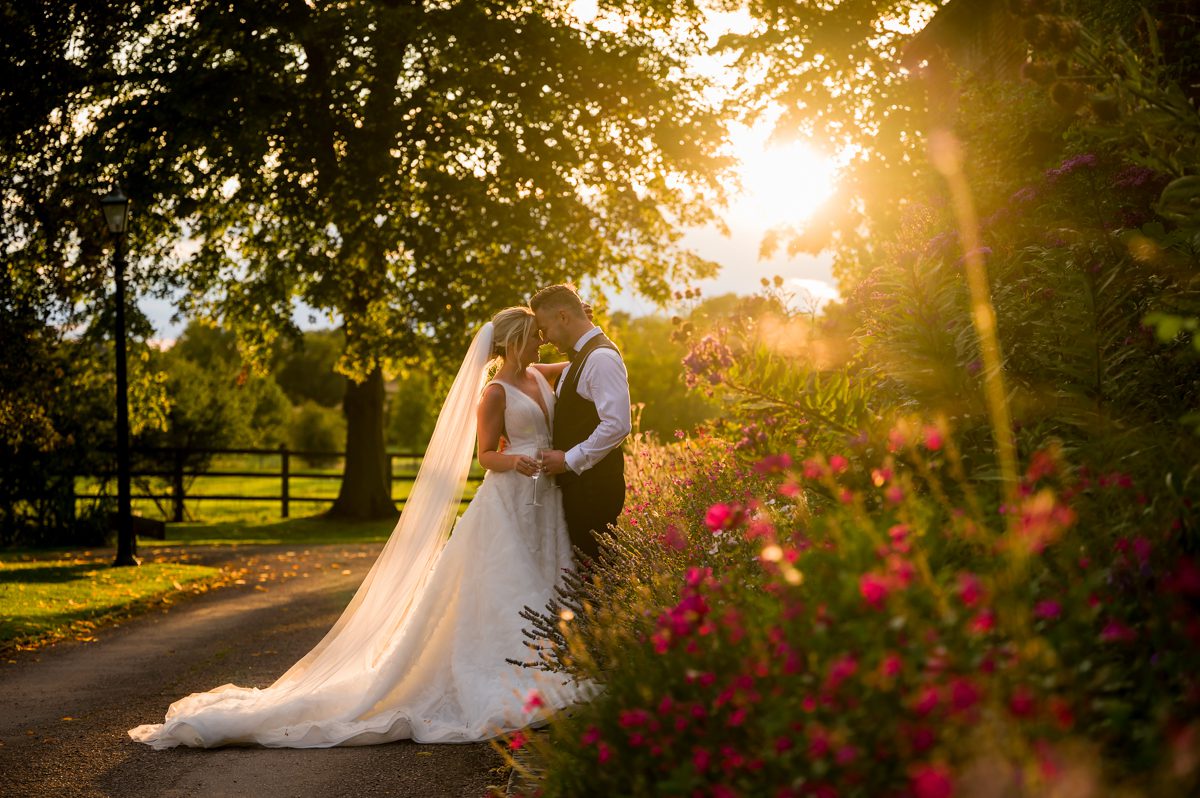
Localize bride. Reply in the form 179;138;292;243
129;306;581;748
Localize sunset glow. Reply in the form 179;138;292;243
728;131;839;229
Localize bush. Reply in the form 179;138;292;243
289;401;345;468
506;428;1200;797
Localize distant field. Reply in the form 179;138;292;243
75;453;483;529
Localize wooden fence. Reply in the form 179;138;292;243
74;445;476;521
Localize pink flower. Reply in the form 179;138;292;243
956;573;984;608
660;524;688;551
581;725;601;745
825;654;859;690
1100;619;1137;643
522;690;544;714
859;572;891;609
705;503;741;532
950;678;981;712
835;745;858;765
914;686;940;716
808;728;831;758
923;425;944;451
829;454;849;474
1034;600;1062;620
618;708;650;728
911;763;954;798
969;610;996;634
910;726;936;752
888;555;915;587
881;652;903;678
1009;686;1036;718
597;741;612;764
693;747;711;772
508;731;527;750
885;484;905;504
754;454;793;474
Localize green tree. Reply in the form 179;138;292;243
386;368;438;453
22;0;731;519
272;330;346;409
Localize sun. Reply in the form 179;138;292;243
729;129;839;230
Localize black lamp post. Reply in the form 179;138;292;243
98;184;137;567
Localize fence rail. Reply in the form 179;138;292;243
74;445;476;521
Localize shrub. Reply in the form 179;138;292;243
289;401;345;468
505;429;1200;797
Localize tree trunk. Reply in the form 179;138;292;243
328;365;396;520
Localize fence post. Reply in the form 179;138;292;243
280;443;290;519
172;448;185;523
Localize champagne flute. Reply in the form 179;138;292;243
526;450;544;507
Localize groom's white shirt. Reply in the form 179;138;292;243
557;326;632;475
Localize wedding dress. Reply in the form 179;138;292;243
129;324;579;748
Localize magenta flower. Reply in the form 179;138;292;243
1100;619;1137;643
522;690;544;714
705;503;733;531
957;573;984;608
825;654;859;690
911;763;954;798
1009;686;1036;718
508;731;527;750
914;686;940;717
950;678;981;712
1034;600;1062;620
618;708;650;728
859;572;891;610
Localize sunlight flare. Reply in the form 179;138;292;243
730;132;838;229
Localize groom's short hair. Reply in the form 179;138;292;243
530;284;587;319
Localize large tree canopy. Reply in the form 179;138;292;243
4;0;735;518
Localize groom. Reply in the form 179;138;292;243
531;284;632;564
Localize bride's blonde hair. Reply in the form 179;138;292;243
490;306;536;361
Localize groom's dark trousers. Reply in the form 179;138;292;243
553;333;626;562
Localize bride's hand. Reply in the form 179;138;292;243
511;455;540;476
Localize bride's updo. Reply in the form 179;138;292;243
490;306;536;361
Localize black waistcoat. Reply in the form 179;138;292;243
552;332;625;490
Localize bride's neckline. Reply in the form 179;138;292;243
495;369;552;429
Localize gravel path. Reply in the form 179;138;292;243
0;544;507;798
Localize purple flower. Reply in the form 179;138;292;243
1010;185;1038;205
1111;165;1162;189
924;230;958;257
1045;153;1097;182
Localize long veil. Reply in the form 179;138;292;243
128;322;498;747
271;321;496;688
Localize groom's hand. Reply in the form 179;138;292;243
541;449;568;475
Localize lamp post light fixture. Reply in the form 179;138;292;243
98;184;138;567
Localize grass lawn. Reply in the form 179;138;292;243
0;555;222;654
143;514;402;546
